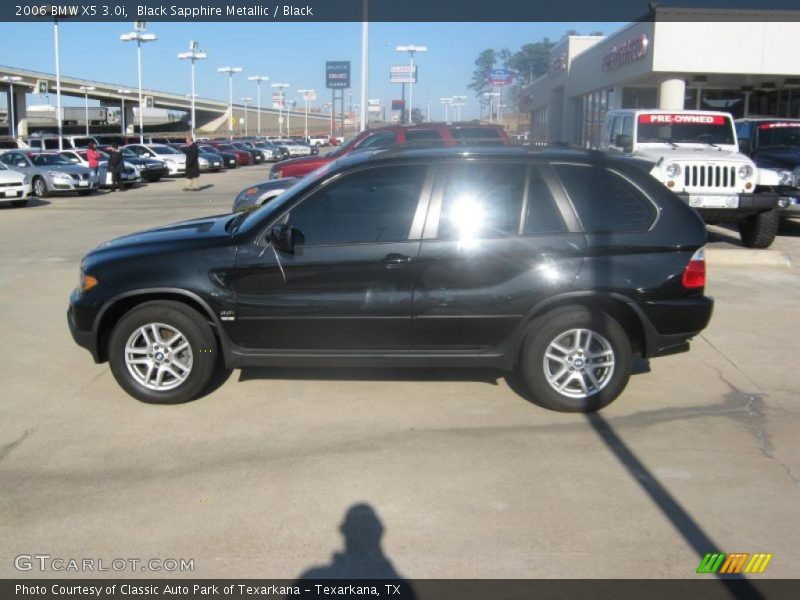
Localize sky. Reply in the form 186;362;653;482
0;21;623;121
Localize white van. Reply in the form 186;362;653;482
599;109;779;248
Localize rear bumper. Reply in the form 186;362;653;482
638;295;715;358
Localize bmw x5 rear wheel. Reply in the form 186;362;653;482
521;308;632;412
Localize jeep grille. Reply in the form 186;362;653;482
683;164;737;189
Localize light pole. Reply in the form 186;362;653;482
271;83;289;136
359;0;369;132
116;89;131;135
121;22;157;144
451;95;467;122
396;44;427;124
247;75;269;136
178;41;207;139
1;76;22;139
297;89;315;138
79;86;95;136
483;91;499;123
241;97;252;136
53;19;63;149
286;100;294;136
218;66;242;139
440;97;453;121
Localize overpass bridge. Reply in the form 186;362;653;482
0;65;333;137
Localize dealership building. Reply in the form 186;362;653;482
528;8;800;147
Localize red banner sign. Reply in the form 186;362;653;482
639;114;726;125
758;122;800;129
602;34;649;72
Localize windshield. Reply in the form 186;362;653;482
756;122;800;148
637;114;735;145
32;154;72;166
121;148;137;157
150;145;181;154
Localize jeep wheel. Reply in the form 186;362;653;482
108;301;218;404
520;308;632;413
739;208;779;249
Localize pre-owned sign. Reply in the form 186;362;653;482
639;113;725;125
326;61;351;89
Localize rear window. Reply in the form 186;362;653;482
554;164;656;233
44;139;61;150
438;163;526;240
451;127;502;145
405;129;442;147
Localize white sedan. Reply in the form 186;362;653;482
123;144;186;176
0;160;31;207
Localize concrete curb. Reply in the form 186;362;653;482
705;248;792;268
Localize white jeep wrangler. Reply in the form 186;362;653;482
600;109;779;248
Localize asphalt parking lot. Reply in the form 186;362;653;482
0;167;799;580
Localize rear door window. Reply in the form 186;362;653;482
405;129;442;147
437;163;526;240
553;164;656;233
451;127;502;145
522;167;567;235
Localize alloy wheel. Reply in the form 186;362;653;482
542;328;615;399
124;322;193;391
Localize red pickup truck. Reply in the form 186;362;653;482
269;122;509;180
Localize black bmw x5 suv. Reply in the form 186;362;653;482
68;146;714;412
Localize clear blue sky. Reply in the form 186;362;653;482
0;21;622;120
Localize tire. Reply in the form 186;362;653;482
32;177;48;198
10;199;29;208
107;301;218;404
738;209;779;249
519;307;632;413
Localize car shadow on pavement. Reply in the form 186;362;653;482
779;218;800;237
294;503;416;596
1;198;50;208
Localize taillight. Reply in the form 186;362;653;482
682;248;706;289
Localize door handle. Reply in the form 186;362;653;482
381;253;413;268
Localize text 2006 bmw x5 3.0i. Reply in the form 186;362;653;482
68;147;714;412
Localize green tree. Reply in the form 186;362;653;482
410;108;424;124
468;49;497;98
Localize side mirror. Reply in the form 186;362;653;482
269;223;304;253
615;134;633;152
738;138;751;154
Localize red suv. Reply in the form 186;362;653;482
269;123;509;180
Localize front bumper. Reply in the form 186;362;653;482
51;177;100;192
774;187;800;217
67;295;102;362
0;183;31;199
165;163;186;176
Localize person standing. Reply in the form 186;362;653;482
184;135;200;192
107;142;125;192
86;141;101;182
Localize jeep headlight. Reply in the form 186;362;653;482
777;169;794;186
738;164;754;179
665;163;681;178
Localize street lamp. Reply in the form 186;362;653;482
483;91;499;123
396;44;427;124
116;89;132;135
79;85;95;136
247;75;269;135
439;97;453;121
218;66;242;139
271;83;289;136
297;89;315;138
451;95;467;122
241;97;252;136
1;76;22;139
178;41;207;139
120;22;158;144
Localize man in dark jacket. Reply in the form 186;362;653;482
184;135;200;191
107;143;125;192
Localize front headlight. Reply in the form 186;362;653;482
665;163;681;178
738;164;754;179
778;169;794;186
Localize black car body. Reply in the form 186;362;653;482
736;117;800;217
199;145;238;169
68;147;713;411
117;148;169;182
